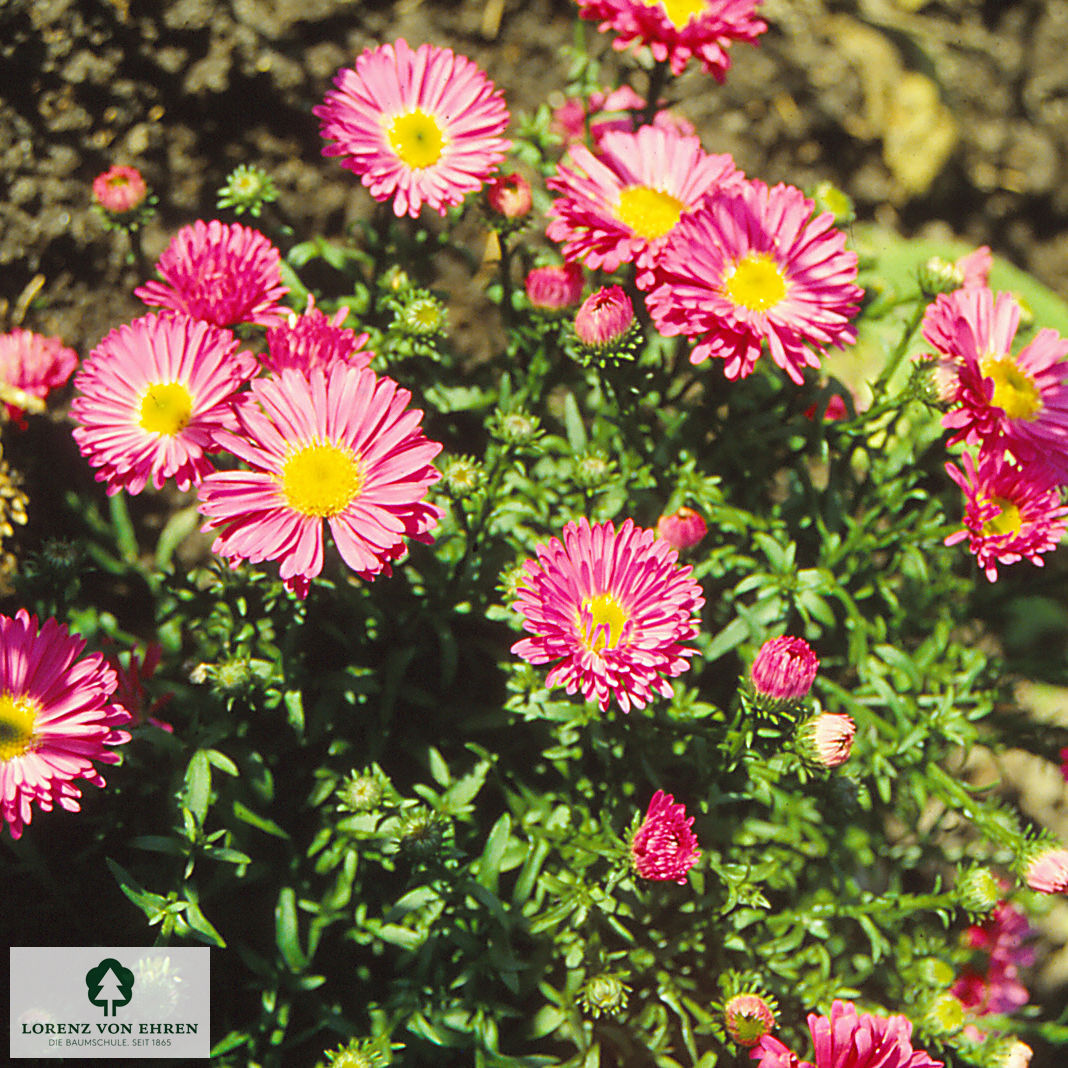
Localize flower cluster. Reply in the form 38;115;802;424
951;900;1033;1026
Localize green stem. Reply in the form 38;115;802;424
871;302;926;402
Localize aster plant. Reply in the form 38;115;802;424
8;12;1068;1068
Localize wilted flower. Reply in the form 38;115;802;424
656;506;708;550
630;789;701;883
525;263;584;311
724;993;776;1047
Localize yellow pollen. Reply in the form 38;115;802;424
980;356;1042;420
387;110;446;169
0;692;38;762
724;253;788;313
139;382;194;436
615;185;686;240
982;497;1023;537
280;441;363;518
645;0;707;29
578;593;630;652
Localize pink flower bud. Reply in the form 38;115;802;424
1024;847;1068;894
92;165;149;214
724;993;775;1047
630;790;700;884
485;172;532;220
656;507;707;550
800;712;855;767
750;636;819;702
574;285;635;348
525;263;584;311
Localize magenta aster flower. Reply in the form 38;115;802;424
752;1000;943;1068
574;285;635;347
197;363;442;598
511;517;704;713
525;263;585;311
262;296;373;377
647;180;862;383
551;85;695;148
1024;847;1068;894
925;288;1068;478
578;0;768;79
0;328;79;421
750;635;819;701
0;610;131;839
70;311;258;496
943;450;1068;582
135;219;289;328
546;124;742;287
656;506;708;550
92;164;149;214
315;39;510;218
630;789;700;883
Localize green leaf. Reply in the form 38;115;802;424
476;813;513;894
275;887;307;971
232;801;290;839
183;750;212;826
562;391;587;452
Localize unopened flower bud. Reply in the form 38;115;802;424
750;635;819;703
93;165;149;215
213;656;254;694
580;973;630;1018
918;256;965;297
922;991;965;1036
957;866;1001;915
809;180;855;227
573;451;614;489
991;1039;1033;1068
525;263;584;312
491;408;541;446
337;770;386;814
656;507;707;551
442;455;483;498
797;711;855;767
397;807;446;860
217;164;279;218
723;993;775;1047
574;286;635;349
485;172;532;221
397;295;447;338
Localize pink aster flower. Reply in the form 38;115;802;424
1024;846;1068;893
262;295;373;377
957;246;992;290
135;219;289;328
547;124;742;287
103;641;174;734
511;517;704;713
750;635;819;702
925;288;1068;478
0;328;78;422
551;86;695;147
526;263;585;311
578;0;768;80
92;164;149;214
0;610;131;839
574;285;635;348
71;312;257;496
315;39;510;218
656;506;707;550
630;789;701;883
197;363;442;598
943;450;1068;582
647;180;863;383
752;1000;943;1068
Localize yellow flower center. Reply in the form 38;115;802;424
280;442;363;518
979;356;1042;420
579;593;629;652
645;0;707;29
139;382;194;436
615;186;686;240
724;253;788;313
982;497;1023;537
388;110;446;169
0;692;39;761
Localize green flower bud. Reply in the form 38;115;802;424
580;973;629;1019
921;991;965;1036
441;455;483;498
809;180;855;226
337;770;386;814
216;164;279;218
918;256;964;297
957;866;1001;916
572;451;614;490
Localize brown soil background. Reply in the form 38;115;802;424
4;0;1068;1059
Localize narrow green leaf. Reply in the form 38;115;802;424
275;887;307;971
184;750;212;826
476;813;512;893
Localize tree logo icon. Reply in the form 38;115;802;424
85;958;135;1016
